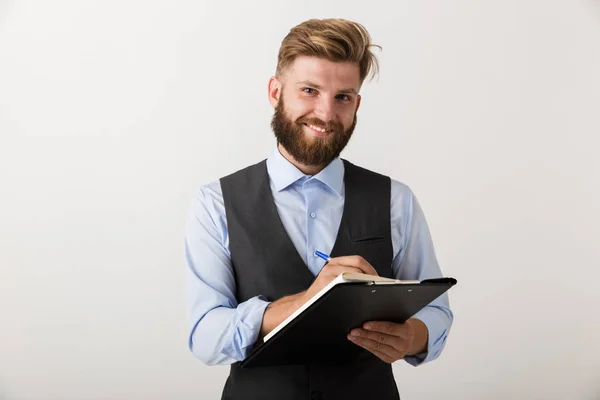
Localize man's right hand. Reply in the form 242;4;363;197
259;255;378;338
303;255;379;301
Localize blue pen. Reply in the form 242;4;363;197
314;250;331;262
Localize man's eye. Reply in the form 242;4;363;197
336;94;351;102
303;88;316;94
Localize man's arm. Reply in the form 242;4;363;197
392;183;454;366
347;186;452;365
185;185;270;365
258;292;305;338
260;256;382;338
407;318;429;355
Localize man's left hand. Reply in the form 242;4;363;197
347;318;428;364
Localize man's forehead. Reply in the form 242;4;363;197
284;56;361;90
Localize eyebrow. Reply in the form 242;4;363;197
296;80;358;95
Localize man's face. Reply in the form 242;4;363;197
270;56;362;167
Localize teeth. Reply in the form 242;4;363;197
307;124;330;133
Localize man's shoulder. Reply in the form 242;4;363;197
189;179;224;218
342;158;388;180
220;159;267;182
342;159;414;197
193;159;267;204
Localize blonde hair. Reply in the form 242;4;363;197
275;18;381;84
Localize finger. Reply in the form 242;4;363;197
348;334;403;358
329;256;377;275
320;264;365;278
348;328;408;351
328;255;378;276
347;335;402;363
362;321;414;340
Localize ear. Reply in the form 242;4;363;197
355;94;362;113
268;76;282;108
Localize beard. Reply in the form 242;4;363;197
271;96;357;167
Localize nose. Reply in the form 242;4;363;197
314;97;336;123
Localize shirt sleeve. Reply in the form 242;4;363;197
390;183;454;366
184;185;270;365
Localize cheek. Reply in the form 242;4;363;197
341;108;356;124
292;107;313;122
287;97;315;119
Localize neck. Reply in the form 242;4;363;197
277;143;327;176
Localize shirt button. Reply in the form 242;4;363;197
310;212;316;218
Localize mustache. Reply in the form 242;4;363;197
296;117;343;132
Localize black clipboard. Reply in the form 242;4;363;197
240;277;457;368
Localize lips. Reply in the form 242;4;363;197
303;123;333;136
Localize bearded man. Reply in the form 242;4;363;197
184;18;453;400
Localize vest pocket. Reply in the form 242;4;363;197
350;235;386;244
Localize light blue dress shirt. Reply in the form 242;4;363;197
185;147;453;367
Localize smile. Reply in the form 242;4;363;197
303;123;333;135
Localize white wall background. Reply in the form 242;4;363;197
1;1;599;399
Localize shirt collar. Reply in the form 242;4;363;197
266;146;344;196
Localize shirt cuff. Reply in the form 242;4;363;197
404;307;449;366
221;295;270;361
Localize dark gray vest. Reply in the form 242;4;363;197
219;159;400;400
